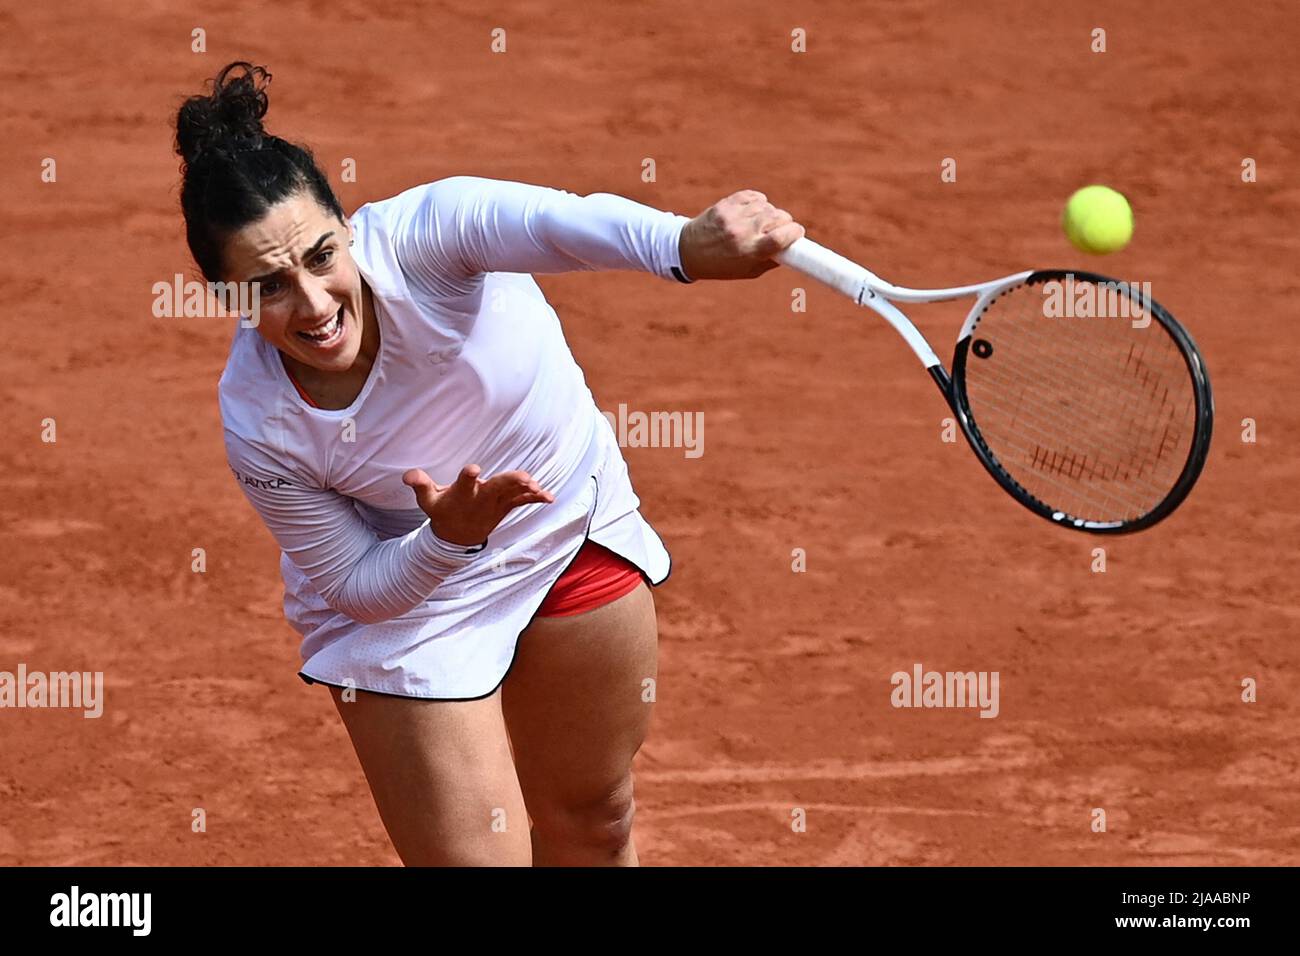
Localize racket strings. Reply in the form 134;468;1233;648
972;332;1189;481
980;308;1191;512
972;366;1185;516
1015;318;1191;456
961;280;1196;522
974;327;1191;484
987;322;1190;497
974;350;1184;475
967;386;1177;504
992;308;1186;433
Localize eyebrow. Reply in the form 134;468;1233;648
249;231;336;284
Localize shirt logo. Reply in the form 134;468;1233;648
230;466;293;490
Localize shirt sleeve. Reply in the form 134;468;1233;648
224;430;481;625
390;176;694;299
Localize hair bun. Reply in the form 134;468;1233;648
175;61;272;167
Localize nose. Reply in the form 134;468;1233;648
294;274;337;324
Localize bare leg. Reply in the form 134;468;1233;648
501;581;658;866
329;685;531;866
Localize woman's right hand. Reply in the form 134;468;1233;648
402;464;555;547
678;190;804;280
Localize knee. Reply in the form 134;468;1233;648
530;779;637;856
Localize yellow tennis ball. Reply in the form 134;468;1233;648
1062;185;1133;255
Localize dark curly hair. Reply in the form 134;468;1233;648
174;61;344;281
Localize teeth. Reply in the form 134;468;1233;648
299;311;343;344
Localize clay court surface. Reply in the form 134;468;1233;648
2;1;1297;865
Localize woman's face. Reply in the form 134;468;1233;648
222;191;365;373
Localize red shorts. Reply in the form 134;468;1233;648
535;540;645;618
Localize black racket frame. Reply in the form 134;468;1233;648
927;270;1214;534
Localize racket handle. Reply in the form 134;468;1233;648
775;237;878;303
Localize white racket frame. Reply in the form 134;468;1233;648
775;237;1033;367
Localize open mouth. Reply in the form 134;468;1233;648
296;307;345;348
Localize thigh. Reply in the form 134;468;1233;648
501;581;658;810
329;685;530;866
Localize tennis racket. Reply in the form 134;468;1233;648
775;238;1213;534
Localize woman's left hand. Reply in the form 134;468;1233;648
403;463;555;547
678;190;805;281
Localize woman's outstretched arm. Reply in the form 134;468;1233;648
387;176;802;298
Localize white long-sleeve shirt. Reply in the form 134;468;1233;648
218;176;686;698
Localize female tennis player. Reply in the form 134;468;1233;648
176;61;803;866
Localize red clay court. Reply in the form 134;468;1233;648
1;0;1297;865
